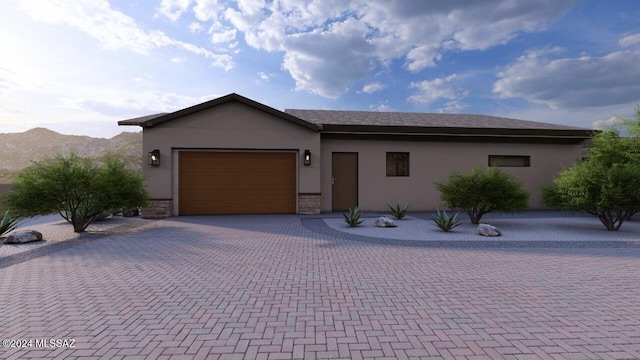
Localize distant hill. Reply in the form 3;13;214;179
0;128;142;184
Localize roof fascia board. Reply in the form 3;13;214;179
321;132;589;144
320;124;596;138
136;93;320;131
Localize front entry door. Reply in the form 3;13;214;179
332;152;358;211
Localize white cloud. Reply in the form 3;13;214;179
494;46;640;109
592;116;625;130
256;71;277;84
279;17;375;98
157;0;192;22
408;75;468;103
369;103;394;112
18;0;233;70
620;33;640;47
438;101;467;113
208;21;237;44
189;22;203;32
170;57;186;63
177;0;577;98
193;0;225;22
361;82;385;94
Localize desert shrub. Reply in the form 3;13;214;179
387;203;409;219
542;129;640;230
2;154;148;233
343;206;364;227
435;167;529;224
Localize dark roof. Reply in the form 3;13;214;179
284;109;594;139
117;93;321;131
117;94;594;139
285;109;588;130
119;113;168;126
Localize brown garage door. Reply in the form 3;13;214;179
179;151;296;215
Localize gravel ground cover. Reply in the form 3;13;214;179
0;214;153;263
322;212;640;242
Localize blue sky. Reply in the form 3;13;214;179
0;0;639;138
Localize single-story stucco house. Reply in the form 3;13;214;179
119;93;594;218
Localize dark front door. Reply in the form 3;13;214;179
332;152;358;211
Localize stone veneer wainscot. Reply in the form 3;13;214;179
142;199;173;219
298;193;321;215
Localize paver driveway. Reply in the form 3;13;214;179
1;215;640;359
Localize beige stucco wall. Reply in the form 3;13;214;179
320;138;585;212
142;101;321;214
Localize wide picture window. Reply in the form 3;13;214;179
488;155;530;167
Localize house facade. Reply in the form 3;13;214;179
119;93;593;218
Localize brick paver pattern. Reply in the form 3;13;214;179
1;215;639;359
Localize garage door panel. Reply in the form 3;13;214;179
179;151;296;215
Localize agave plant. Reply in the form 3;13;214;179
343;206;365;227
387;203;409;219
431;208;462;232
0;210;22;237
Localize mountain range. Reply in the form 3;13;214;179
0;128;142;184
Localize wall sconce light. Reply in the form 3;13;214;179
303;149;311;166
148;149;160;166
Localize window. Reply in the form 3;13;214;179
488;155;530;167
386;152;409;176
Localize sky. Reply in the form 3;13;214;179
0;0;639;138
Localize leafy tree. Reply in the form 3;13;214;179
435;167;529;224
542;125;640;231
2;154;148;232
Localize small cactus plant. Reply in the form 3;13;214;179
431;209;462;232
0;210;22;237
387;203;409;219
343;206;364;227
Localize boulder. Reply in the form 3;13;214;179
3;230;43;244
375;217;397;228
477;223;501;237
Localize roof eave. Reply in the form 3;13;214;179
118;113;168;126
128;93;321;131
320;124;597;139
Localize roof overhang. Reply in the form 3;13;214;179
118;93;321;131
319;124;596;140
118;113;168;126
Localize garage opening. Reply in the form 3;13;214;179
179;151;296;215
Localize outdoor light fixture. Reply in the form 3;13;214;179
304;149;311;166
148;149;160;166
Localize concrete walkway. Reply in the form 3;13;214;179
1;214;640;359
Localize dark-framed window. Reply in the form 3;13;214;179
386;152;409;176
488;155;530;167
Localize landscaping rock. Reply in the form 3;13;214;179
477;223;501;237
375;217;397;228
3;230;44;244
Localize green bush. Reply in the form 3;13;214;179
2;154;148;233
431;209;462;232
542;129;640;230
435;167;529;224
387;203;409;219
343;206;364;227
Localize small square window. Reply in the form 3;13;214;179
488;155;530;167
386;152;409;176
